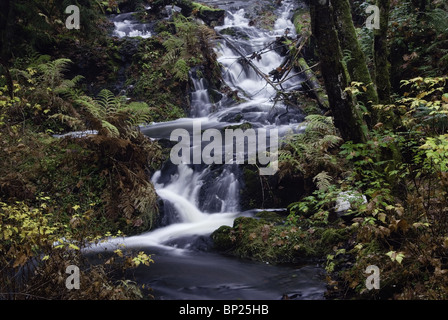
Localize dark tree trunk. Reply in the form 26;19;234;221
310;0;367;143
333;0;379;127
0;0;13;98
374;0;392;104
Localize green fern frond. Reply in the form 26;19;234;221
425;8;448;34
97;89;120;113
76;96;104;119
37;58;73;88
49;113;84;129
101;120;120;138
319;135;343;151
279;114;342;179
304;115;335;135
53;75;84;96
173;59;190;81
313;171;332;191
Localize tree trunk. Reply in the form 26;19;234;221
310;0;367;143
0;0;13;98
374;0;392;104
332;0;379;127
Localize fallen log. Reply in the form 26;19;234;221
296;56;329;109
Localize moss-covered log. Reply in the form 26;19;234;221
296;57;329;109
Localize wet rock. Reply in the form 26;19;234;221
195;6;226;27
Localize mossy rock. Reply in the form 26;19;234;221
254;210;286;224
211;225;235;251
219;27;250;40
212;215;334;264
192;2;225;26
321;228;350;246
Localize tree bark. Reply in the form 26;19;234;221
0;0;13;98
374;0;392;104
310;0;367;143
332;0;379;127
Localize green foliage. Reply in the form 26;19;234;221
324;75;448;299
389;3;448;78
0;51;163;299
286;184;342;227
75;89;153;138
420;134;448;172
279;115;343;181
173;58;190;82
161;13;216;81
0;196;153;300
212;216;335;263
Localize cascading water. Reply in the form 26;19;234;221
105;0;326;300
111;12;153;38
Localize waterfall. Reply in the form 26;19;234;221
109;0;305;250
111;12;153;38
95;0;327;300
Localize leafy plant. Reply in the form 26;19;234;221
161;13;217;82
279;114;343;181
75;89;153;138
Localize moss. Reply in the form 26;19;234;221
292;8;311;36
212;214;343;264
211;225;235;251
191;2;225;27
321;228;350;246
192;2;223;13
255;210;285;224
219;27;250;40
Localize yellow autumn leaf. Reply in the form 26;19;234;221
114;249;123;257
68;243;80;250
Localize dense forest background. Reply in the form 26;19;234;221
1;0;448;300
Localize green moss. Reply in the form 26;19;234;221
255;210;285;224
211;225;235;251
292;8;311;36
219;27;250;40
192;2;223;13
321;228;350;246
212;214;344;264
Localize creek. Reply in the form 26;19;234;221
104;0;326;300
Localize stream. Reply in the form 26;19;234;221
104;0;327;300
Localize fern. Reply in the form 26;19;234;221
76;96;103;120
313;171;332;191
425;8;448;34
160;13;216;82
75;89;155;139
36;58;73;88
320;135;344;152
97;89;121;113
304;115;337;135
101;120;120;138
49;113;84;129
173;59;190;82
279;115;343;180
